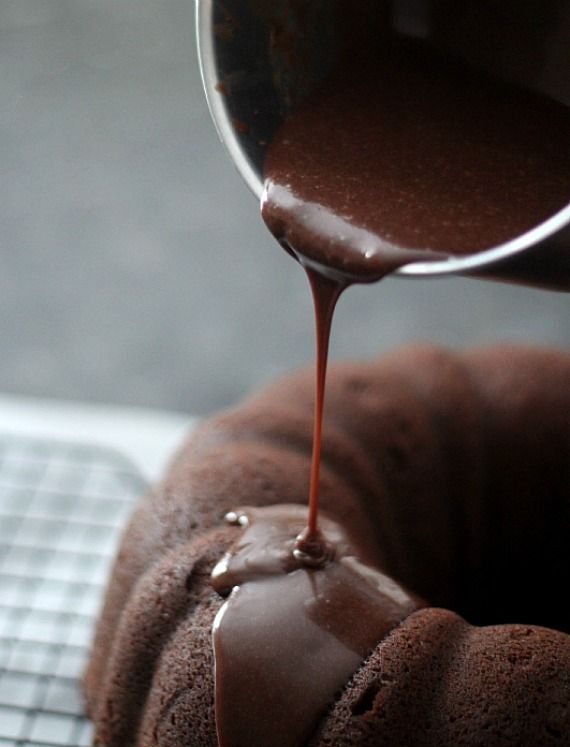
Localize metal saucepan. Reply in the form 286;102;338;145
196;0;570;291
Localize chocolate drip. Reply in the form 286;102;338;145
211;505;421;747
301;269;345;551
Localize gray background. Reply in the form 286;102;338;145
1;0;569;416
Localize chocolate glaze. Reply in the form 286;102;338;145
211;28;570;747
211;505;421;747
263;37;570;283
259;26;570;604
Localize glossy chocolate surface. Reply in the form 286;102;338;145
211;505;421;747
263;37;570;283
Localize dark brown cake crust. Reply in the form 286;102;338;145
312;609;570;746
85;345;570;746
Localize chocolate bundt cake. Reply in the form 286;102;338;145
85;345;570;746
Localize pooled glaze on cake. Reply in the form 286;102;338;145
211;505;421;747
85;345;570;746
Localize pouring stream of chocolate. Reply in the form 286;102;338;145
295;270;345;556
211;34;570;747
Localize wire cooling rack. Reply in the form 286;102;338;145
0;434;146;747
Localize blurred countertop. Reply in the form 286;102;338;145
0;393;194;482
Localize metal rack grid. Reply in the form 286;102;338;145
0;434;146;747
